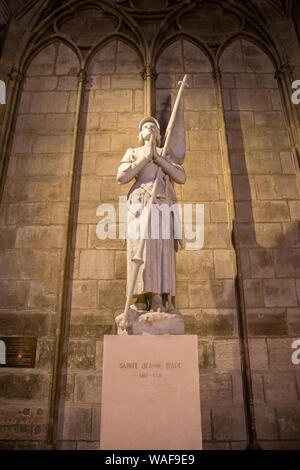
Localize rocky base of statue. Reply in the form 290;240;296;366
115;305;184;335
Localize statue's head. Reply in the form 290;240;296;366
138;116;161;146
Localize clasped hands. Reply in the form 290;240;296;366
144;134;161;163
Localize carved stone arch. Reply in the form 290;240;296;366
21;0;146;65
84;35;145;73
154;35;215;73
20;36;83;77
217;33;280;72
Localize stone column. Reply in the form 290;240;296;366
142;65;157;116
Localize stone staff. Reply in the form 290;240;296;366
119;74;189;330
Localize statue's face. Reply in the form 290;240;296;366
141;121;158;141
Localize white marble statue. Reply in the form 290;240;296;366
117;116;186;316
116;75;188;333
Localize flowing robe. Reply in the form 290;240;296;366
117;146;186;297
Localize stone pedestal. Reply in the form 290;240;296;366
100;335;202;450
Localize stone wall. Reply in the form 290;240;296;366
0;0;300;452
220;39;300;449
0;42;79;447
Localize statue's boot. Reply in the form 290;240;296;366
151;294;164;312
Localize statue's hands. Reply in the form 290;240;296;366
150;134;159;162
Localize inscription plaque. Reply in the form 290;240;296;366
100;335;202;450
0;337;37;368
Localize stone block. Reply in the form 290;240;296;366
92;406;101;441
243;279;265;308
79;176;101;203
74;373;102;403
156;73;176;89
55;43;79;76
116;42;142;73
98;280;126;309
57;76;78;91
89;90;132;113
96;340;104;370
277;406;300;439
184;151;222;176
280;151;296;174
183;41;211;72
264;279;297;307
71;281;98;308
28;280;58;310
34;135;73;154
212;405;246;441
274;248;300;277
24;76;58;91
70;311;114;338
89;133;111;152
15;226;64;249
35;339;55;370
0;406;47;440
253;202;290;222
0;250;21;279
30;92;69;113
61;407;92;440
79;250;115;280
156;42;184;73
184;309;236;337
232;176;252;201
254;405;278;440
183;176;219;202
247;309;287;336
272;175;299;199
185;88;217;111
267;338;298;370
231;89;272;111
264;373;298;403
89;42;116;74
249;339;268;369
110;131;138;152
235;202;253;223
213;250;235;279
20;249;61;280
214;339;241;372
254;223;283;248
210;202;229;223
115;251;126;279
67;340;96;370
198;339;214;369
0;373;49;402
0;227;17;249
176;250;214;280
175;281;189;309
0;280;29;308
246;150;282;175
249;248;275;278
133;90;143;111
254;111;285;129
288;201;300;221
200;374;232;404
111;74;143;89
270;89;283;111
27;44;56;76
101;177;130;201
188;130;219;151
287;308;300;335
0;313;51;337
88;223;126;250
189;280;236;309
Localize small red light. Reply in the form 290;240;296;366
18;354;23;359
